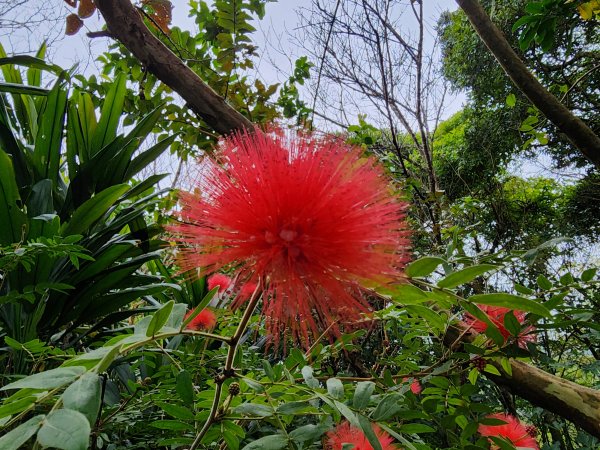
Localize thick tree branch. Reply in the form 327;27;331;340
94;0;253;135
444;325;600;438
456;0;600;168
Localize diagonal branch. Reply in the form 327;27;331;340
94;0;253;135
444;324;600;438
455;0;600;168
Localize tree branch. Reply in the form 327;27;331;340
444;324;600;438
94;0;253;135
455;0;600;168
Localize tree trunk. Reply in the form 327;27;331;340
445;325;600;438
94;0;253;136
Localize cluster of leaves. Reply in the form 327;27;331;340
0;47;177;380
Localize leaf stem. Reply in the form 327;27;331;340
188;280;262;450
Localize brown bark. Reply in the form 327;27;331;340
455;0;600;168
444;325;600;438
94;0;253;135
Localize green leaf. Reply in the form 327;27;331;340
289;424;328;444
33;78;68;185
90;74;126;155
176;370;194;406
146;300;174;336
0;415;44;450
400;423;435;434
437;264;497;289
384;284;428;304
61;184;129;236
404;305;445;331
0;82;49;96
326;378;345;400
37;409;90;450
406;256;445;278
0;150;27;245
358;415;383;450
234;403;274;418
469;293;551;317
61;372;102;425
370;394;404;421
484;364;502;376
353;381;375;410
241;434;288;450
0;54;63;75
1;366;85;391
505;93;516;107
581;268;596;282
536;274;552;290
150;420;193;431
155;402;195;420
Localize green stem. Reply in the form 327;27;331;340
188;280;262;450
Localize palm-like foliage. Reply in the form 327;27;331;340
0;44;177;375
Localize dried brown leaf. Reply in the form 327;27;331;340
142;0;172;34
78;0;96;19
65;14;84;36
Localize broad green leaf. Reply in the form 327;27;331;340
289;424;328;444
155;402;195;421
150;420;193;431
406;256;446;278
61;184;129;236
400;423;436;434
358;414;382;450
334;400;360;428
176;370;194;406
370;394;404;421
353;381;375;410
146;300;174;336
0;82;49;96
0;414;44;450
437;264;497;289
234;403;274;418
61;372;102;425
241;434;288;450
505;93;516;107
1;366;85;391
37;409;90;450
581;268;596;282
404;305;445;331
460;300;505;346
33;79;67;185
124;134;177;180
0;150;27;245
536;274;552;290
0;54;63;76
0;395;36;419
90;74;126;154
469;293;551;317
385;284;428;304
326;378;345;400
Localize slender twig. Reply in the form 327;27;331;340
188;281;262;450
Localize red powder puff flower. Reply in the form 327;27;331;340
238;282;258;301
207;273;232;292
478;413;539;450
403;377;422;394
325;421;397;450
463;305;536;349
170;129;410;347
185;308;217;331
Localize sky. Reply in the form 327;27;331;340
0;0;464;126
